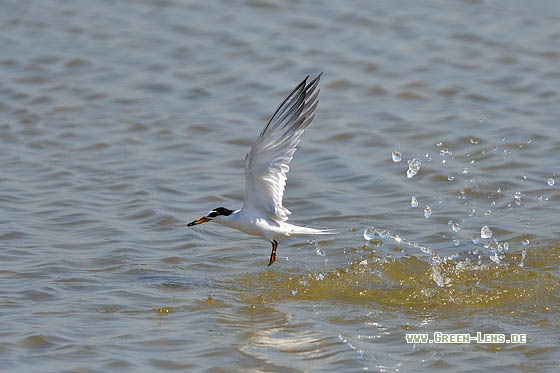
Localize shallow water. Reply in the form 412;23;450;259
1;0;559;371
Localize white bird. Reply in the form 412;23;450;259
187;73;333;265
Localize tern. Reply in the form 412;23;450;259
187;73;333;265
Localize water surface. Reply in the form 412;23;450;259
1;0;559;371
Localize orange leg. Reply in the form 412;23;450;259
268;240;278;266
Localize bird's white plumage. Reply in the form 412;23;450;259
243;73;321;222
187;73;332;265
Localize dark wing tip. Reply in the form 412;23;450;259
256;72;323;141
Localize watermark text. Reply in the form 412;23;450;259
405;332;526;344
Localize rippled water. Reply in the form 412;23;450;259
1;0;559;371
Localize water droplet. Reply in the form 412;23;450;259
469;138;480;144
519;248;527;267
436;141;443;147
461;167;469;175
376;230;389;239
392;150;402;162
453;239;460;246
547;178;555;186
363;227;376;241
480;225;492;239
522;239;530;246
424;205;432;218
489;253;500;264
291;289;298;296
452;223;460;232
448;175;455;181
406;158;421;178
514;191;522;206
469;208;476;217
359;259;368;266
418;244;432;255
411;196;418;208
394;235;402;243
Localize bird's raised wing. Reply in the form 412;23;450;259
243;73;322;221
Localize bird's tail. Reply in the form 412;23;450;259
286;225;337;236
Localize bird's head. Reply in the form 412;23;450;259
187;207;234;226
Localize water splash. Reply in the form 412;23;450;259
361;221;529;289
547;177;555;186
392;150;402;162
361;225;450;286
363;227;376;241
411;196;418;208
431;265;451;287
309;239;327;260
363;226;437;258
363;228;384;250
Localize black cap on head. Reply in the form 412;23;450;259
208;207;234;218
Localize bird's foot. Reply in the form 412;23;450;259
268;240;278;266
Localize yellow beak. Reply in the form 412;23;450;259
187;216;210;227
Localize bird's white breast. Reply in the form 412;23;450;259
217;209;289;240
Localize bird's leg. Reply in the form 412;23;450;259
268;240;278;266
